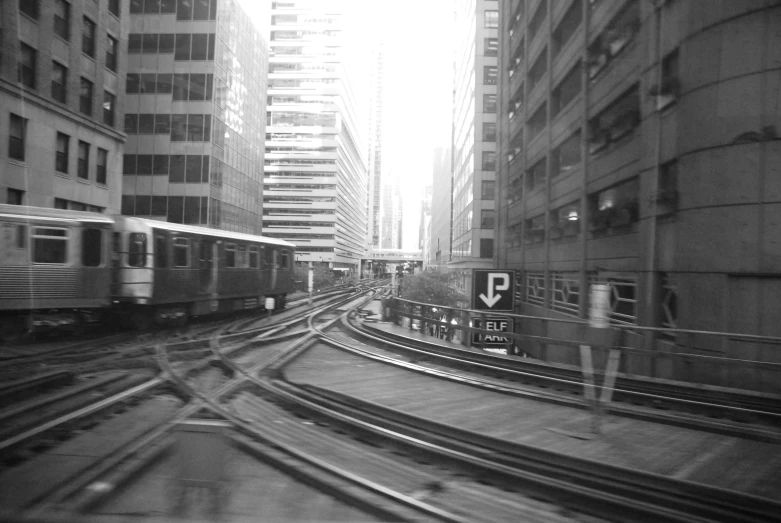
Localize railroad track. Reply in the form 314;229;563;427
339;309;781;440
13;280;775;521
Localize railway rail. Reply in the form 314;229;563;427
3;280;778;522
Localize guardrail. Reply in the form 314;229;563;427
382;296;781;395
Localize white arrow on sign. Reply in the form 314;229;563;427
479;273;510;308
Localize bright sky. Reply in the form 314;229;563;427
241;0;455;251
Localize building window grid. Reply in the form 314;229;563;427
527;0;547;41
551;272;580;317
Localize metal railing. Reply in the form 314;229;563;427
384;296;781;395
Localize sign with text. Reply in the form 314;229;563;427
472;270;515;311
472;317;513;348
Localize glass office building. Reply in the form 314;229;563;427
121;0;268;234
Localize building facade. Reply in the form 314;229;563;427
1;0;128;212
428;146;453;270
448;0;499;293
264;0;368;270
121;0;268;234
496;0;781;364
366;42;384;251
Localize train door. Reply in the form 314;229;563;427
270;248;278;290
199;239;215;294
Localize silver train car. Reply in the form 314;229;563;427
0;205;296;339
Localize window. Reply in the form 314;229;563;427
481;180;495;200
191;33;207;60
175;33;191;60
124;114;138;134
589;177;640;234
128;233;148;267
109;0;120;17
142;33;158;53
20;0;39;19
177;0;192;19
528;0;547;40
484;38;498;57
479;238;493;258
77;141;89;179
33;227;68;264
159;34;175;54
528;48;547;91
525;215;546;245
56;132;70;173
552;61;582;115
51;61;67;102
136;154;153;175
162;0;176;14
153;154;169;175
225;243;236;268
155;114;171;134
483;94;496;113
587;85;640;154
484;10;498;28
155;234;168;268
103;91;116;126
54;0;70;41
9;114;26;161
18;43;36;89
481;210;495;229
7;188;24;205
82;229;102;267
106;35;118;72
157;73;173;93
80;78;93;115
249;247;259;269
126;74;139;93
553;0;582;56
144;0;161;14
280;249;289;269
482;151;496;171
484;66;497;85
128;34;142;53
82;17;95;57
171;114;187;141
550;201;581;240
237;245;248;268
526;156;547;189
552;129;581;177
527;102;547;139
656;160;678;215
138;113;154;134
482;122;496;142
54;198;68;209
652;49;680;110
587;0;640;80
96;148;108;185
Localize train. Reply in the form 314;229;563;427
0;204;296;341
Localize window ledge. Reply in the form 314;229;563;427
82;53;96;62
8;159;26;167
55;172;70;179
96;183;108;190
54;35;71;46
76;177;91;185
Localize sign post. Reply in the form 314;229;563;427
471;270;515;351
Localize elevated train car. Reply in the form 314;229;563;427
0;205;296;339
0;204;115;339
112;217;295;329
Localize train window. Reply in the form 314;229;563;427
155;234;168;268
225;243;236;268
33;227;69;264
249;246;259;269
238;245;247;268
128;233;148;267
16;225;27;249
280;249;289;269
81;229;103;267
173;238;189;267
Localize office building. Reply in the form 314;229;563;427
1;0;128;212
264;0;368;271
428;146;452;270
121;0;268;234
496;0;781;366
366;42;384;251
448;0;499;292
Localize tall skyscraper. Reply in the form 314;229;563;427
429;146;452;270
1;0;128;212
448;0;499;291
264;0;368;270
366;43;384;250
122;0;268;234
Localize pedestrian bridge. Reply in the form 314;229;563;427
364;249;423;263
